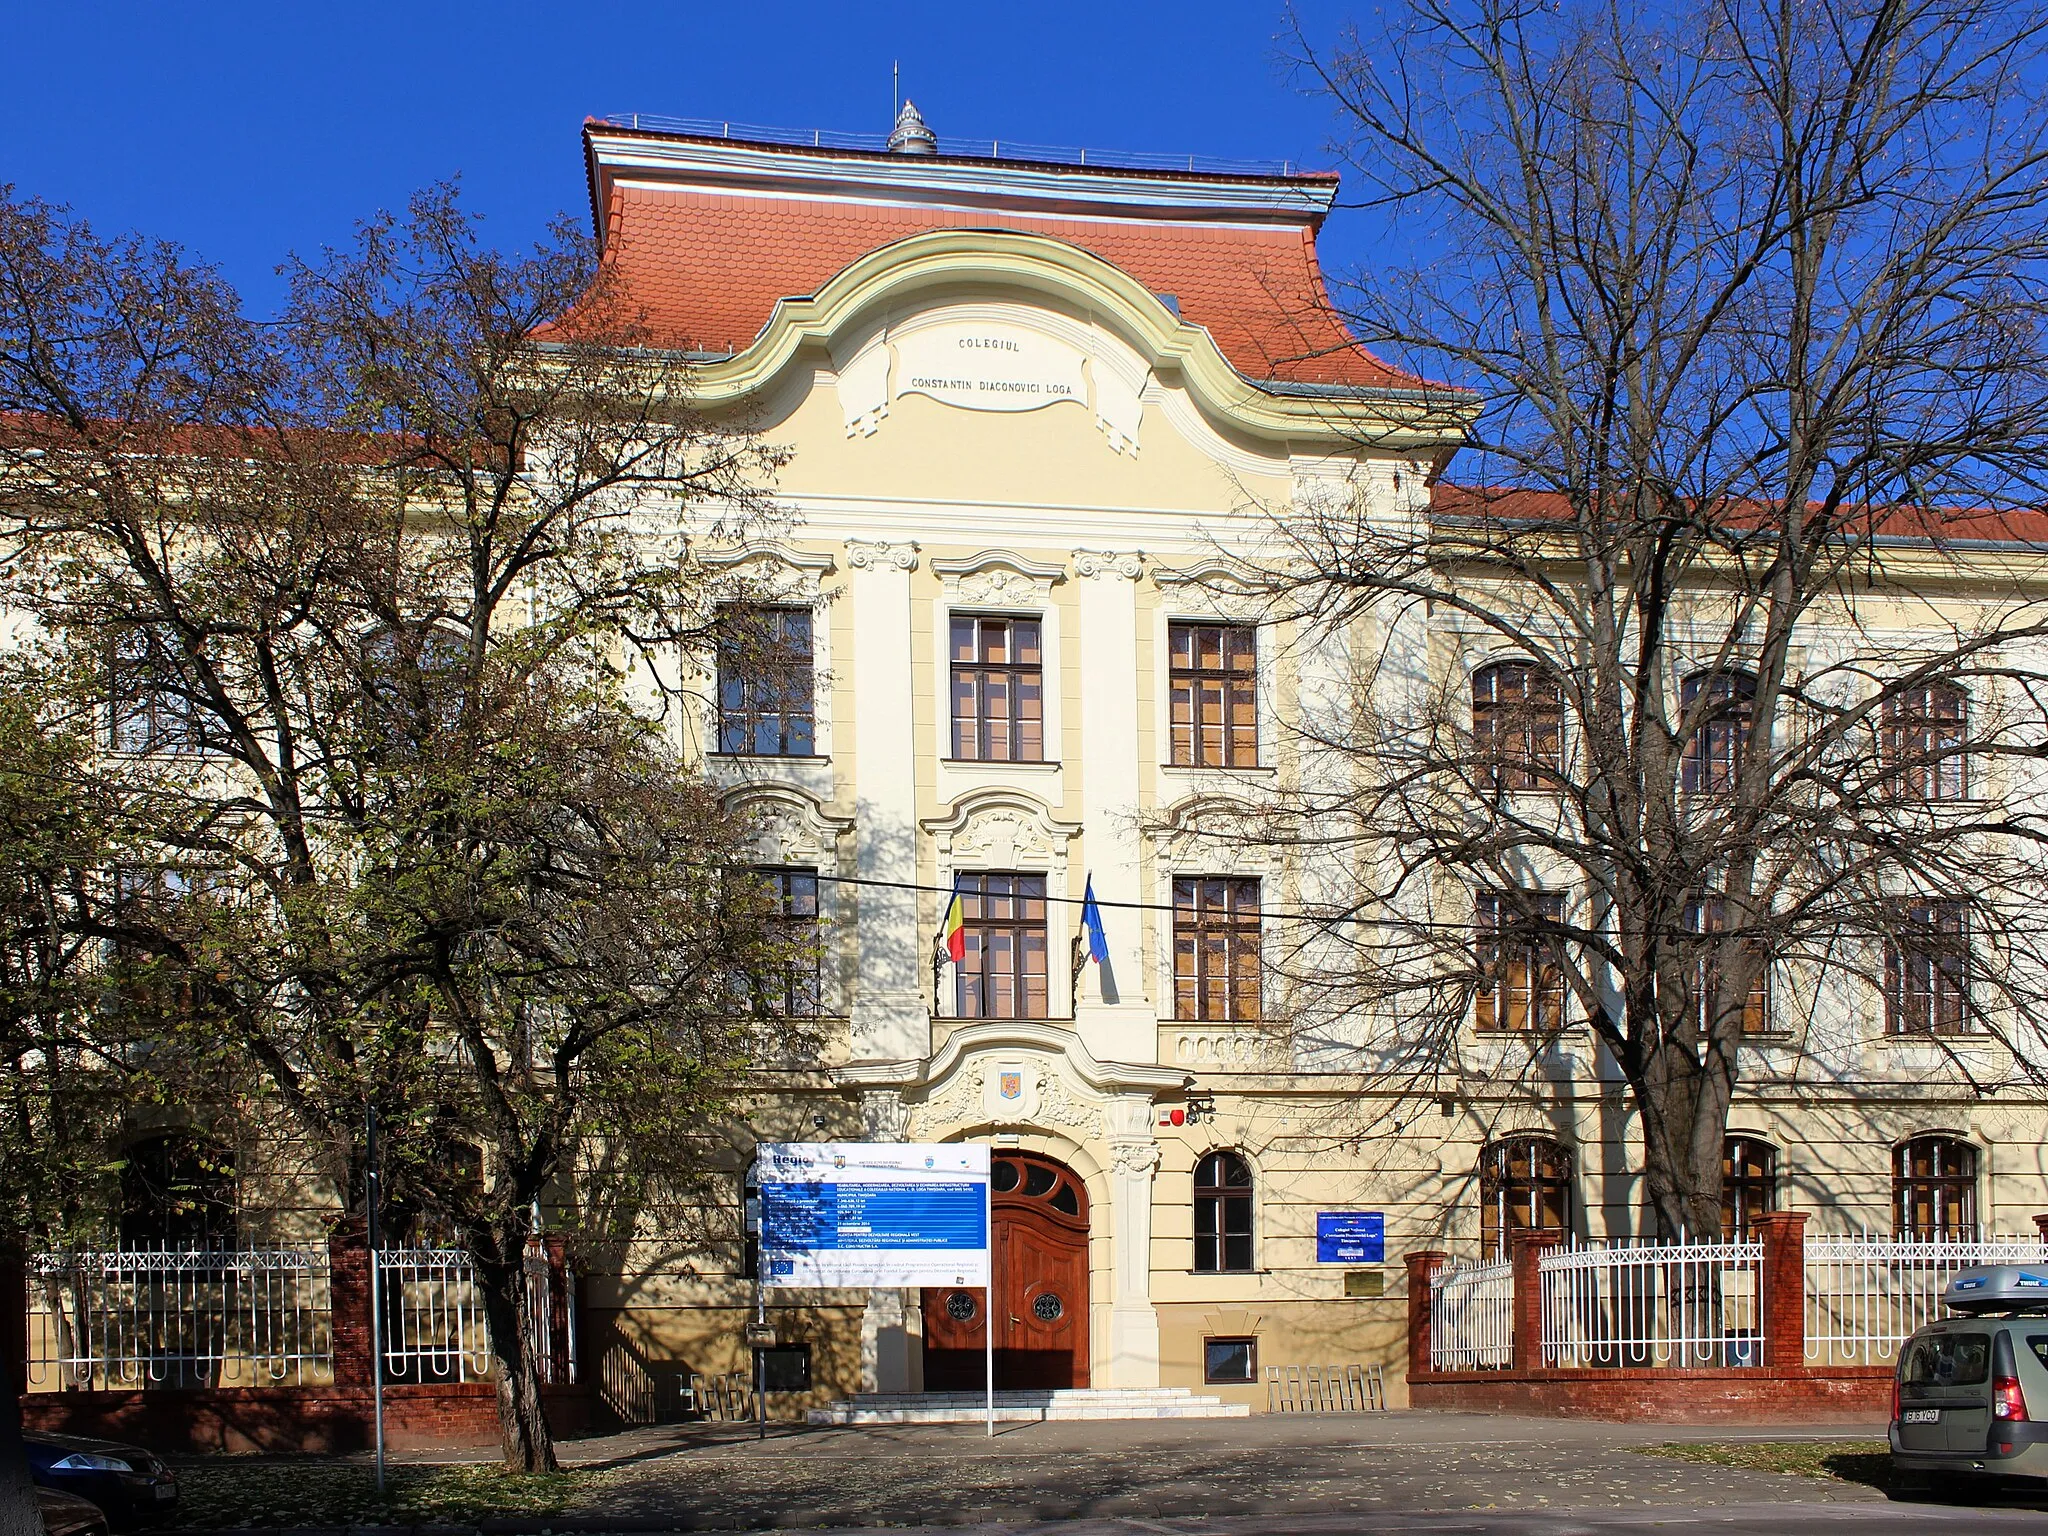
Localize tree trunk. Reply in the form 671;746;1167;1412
0;1248;44;1536
475;1250;557;1473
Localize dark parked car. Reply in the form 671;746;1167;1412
38;1487;113;1536
23;1434;178;1528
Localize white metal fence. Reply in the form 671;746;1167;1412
1805;1234;2048;1366
26;1249;333;1390
375;1245;576;1385
1429;1257;1515;1370
25;1242;574;1391
1541;1239;1765;1368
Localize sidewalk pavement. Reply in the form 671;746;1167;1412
377;1411;1906;1529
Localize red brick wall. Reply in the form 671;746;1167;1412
1409;1366;1891;1422
19;1383;594;1454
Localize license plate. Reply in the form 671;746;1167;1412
1902;1408;1940;1424
153;1485;177;1502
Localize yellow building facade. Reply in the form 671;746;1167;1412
566;111;2048;1416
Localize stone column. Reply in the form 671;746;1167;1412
1105;1096;1163;1388
1404;1249;1448;1379
1755;1210;1808;1371
1072;551;1154;1062
857;1089;915;1394
847;541;927;1063
1509;1230;1563;1373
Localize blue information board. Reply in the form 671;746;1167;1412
1316;1211;1385;1264
756;1143;991;1288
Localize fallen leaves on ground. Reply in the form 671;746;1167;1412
1636;1440;1891;1490
169;1461;598;1528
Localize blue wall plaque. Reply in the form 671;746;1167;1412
1316;1211;1385;1264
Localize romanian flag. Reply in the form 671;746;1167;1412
937;890;966;964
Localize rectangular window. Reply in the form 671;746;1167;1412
755;1344;811;1393
955;872;1049;1019
1885;900;1969;1035
1169;623;1257;767
108;631;202;754
1684;897;1771;1035
1475;891;1566;1032
1204;1336;1257;1384
1173;877;1262;1021
717;607;815;756
950;616;1044;762
757;867;821;1017
1883;685;1968;801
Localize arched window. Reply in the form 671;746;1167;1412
1723;1136;1778;1238
118;1132;235;1249
1194;1151;1254;1273
1479;1137;1571;1256
1895;1136;1977;1240
1681;671;1756;794
1883;683;1968;802
1472;661;1563;790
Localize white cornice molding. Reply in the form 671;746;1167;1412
928;550;1070;582
699;541;837;573
626;229;1477;453
586;130;1337;222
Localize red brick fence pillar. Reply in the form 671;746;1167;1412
1755;1210;1809;1370
327;1217;372;1394
1510;1230;1563;1371
1405;1249;1447;1379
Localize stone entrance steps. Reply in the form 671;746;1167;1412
808;1388;1250;1423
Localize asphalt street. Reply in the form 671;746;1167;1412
366;1412;2048;1534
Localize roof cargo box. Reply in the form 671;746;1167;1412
1944;1265;2048;1314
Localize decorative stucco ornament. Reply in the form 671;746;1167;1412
887;100;938;155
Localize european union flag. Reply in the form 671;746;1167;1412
1081;875;1109;964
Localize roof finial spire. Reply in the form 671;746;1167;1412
888;98;937;155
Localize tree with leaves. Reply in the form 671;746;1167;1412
0;184;808;1469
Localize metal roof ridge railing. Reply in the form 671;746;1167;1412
594;113;1306;179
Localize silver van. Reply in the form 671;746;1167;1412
1890;1265;2048;1493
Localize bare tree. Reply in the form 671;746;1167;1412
1248;0;2048;1241
0;185;808;1468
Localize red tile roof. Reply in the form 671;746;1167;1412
1433;484;2048;547
578;173;1427;391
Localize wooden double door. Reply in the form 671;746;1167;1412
921;1151;1090;1390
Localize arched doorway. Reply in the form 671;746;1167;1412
922;1149;1089;1390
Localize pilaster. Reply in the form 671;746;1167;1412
1104;1094;1163;1387
1072;550;1154;1062
856;1087;917;1393
846;539;927;1062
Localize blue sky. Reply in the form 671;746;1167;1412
1;0;1367;315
